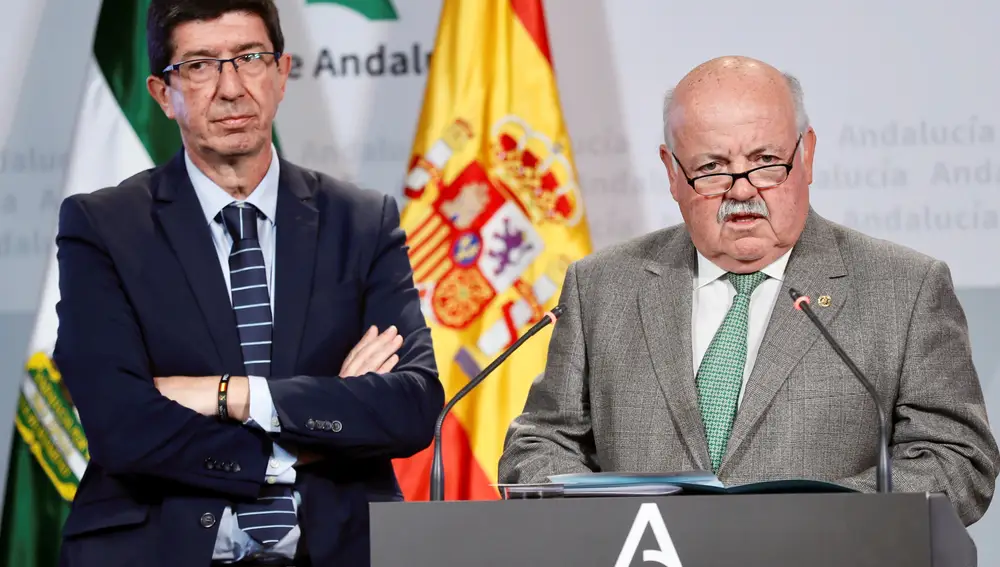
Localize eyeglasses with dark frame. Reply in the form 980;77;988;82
672;135;803;196
162;52;282;85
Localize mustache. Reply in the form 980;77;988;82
717;199;769;223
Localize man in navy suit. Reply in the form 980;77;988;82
52;1;443;565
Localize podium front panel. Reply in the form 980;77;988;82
370;493;941;567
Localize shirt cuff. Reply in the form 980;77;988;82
247;376;298;484
265;442;297;484
246;375;281;433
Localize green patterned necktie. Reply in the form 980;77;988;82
696;271;768;472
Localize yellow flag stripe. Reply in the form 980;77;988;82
396;0;592;495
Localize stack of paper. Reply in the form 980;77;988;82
549;471;724;489
497;470;856;499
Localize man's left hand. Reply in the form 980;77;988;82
154;375;249;421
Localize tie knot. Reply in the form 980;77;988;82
728;271;767;295
218;202;260;241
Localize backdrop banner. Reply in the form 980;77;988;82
5;0;998;561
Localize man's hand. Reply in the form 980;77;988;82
340;325;403;377
154;375;250;422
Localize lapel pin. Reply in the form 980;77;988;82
818;295;832;307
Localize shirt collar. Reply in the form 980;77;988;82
184;144;280;225
695;247;793;289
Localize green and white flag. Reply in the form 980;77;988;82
0;0;179;564
0;0;403;563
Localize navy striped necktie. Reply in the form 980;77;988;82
219;202;272;376
217;202;296;546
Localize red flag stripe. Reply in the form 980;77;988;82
509;0;552;66
392;412;499;501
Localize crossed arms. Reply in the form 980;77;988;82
152;325;406;468
53;194;444;499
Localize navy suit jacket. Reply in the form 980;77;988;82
53;151;443;567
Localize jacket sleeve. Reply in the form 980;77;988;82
53;196;271;498
835;260;1000;526
497;262;600;484
265;195;444;460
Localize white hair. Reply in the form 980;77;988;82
662;71;810;150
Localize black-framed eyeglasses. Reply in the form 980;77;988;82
162;52;281;85
672;135;802;196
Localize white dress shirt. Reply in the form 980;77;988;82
691;248;793;407
184;146;302;562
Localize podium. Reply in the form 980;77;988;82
370;492;976;566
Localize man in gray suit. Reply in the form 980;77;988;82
497;56;1000;525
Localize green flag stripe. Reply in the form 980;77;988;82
93;0;180;164
0;437;71;567
306;0;398;20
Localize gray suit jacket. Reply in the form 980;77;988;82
498;209;1000;525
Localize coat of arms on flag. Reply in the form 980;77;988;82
404;115;585;355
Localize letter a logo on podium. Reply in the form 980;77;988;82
614;503;684;567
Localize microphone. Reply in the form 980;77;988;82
429;304;566;501
788;288;892;494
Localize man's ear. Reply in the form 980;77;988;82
276;52;292;100
800;127;817;185
660;144;682;203
146;75;175;119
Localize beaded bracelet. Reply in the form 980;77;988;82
218;374;231;420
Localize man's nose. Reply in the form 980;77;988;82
726;175;760;201
216;61;247;99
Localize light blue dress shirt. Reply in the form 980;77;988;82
184;146;302;563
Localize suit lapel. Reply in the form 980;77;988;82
153;152;245;371
638;230;712;471
719;209;849;472
270;162;319;377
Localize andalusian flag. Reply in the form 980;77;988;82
392;0;592;500
0;0;180;563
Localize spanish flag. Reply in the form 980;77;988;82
393;0;593;500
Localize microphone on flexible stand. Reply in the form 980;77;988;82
429;304;566;502
788;288;892;494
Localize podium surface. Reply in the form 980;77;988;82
370;492;975;566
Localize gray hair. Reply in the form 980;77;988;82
662;72;810;150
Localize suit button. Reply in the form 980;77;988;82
205;459;215;470
223;463;233;472
200;513;216;528
306;419;316;430
232;463;241;473
331;420;343;433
